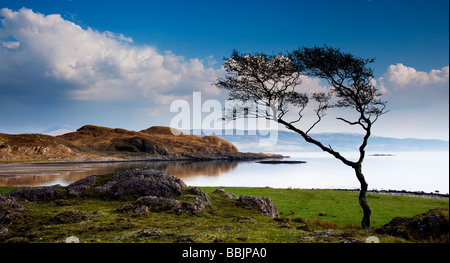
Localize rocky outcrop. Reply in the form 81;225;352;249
112;169;187;199
238;195;279;219
5;169;281;220
112;137;171;155
0;195;22;210
0;195;23;224
8;186;66;201
189;187;211;206
0;144;76;161
375;208;449;241
0;195;24;236
9;168;187;201
67;175;97;196
75;168;188;199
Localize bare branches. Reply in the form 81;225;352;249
306;92;331;134
336;117;360;126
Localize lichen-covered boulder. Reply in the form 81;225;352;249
8;186;66;201
67;175;97;196
189;187;211;206
0;195;22;210
111;169;187;199
48;209;91;224
116;195;208;215
213;188;238;199
0;195;23;224
238;195;279;218
375;208;449;241
133;196;207;214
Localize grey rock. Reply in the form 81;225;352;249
134;195;206;214
118;229;170;242
8;186;66;201
0;194;23;210
213;188;238;199
189;187;211;206
115;176;184;199
375;208;449;240
95;168;187;199
0;195;23;224
133;205;149;216
238;195;279;218
48;209;91;224
67;175;96;196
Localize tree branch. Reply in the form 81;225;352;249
278;118;357;168
336;117;359;126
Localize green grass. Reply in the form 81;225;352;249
1;186;448;243
200;187;449;228
0;187;24;194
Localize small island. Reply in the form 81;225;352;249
256;160;307;164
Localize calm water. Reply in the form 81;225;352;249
0;151;448;194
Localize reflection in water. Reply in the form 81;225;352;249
0;160;240;187
164;161;239;178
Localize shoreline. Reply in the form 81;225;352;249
0;153;286;165
331;188;449;199
1;184;447;200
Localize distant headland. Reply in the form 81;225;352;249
0;125;282;163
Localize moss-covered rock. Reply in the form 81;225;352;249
238;195;279;219
48;209;91;224
132;195;207;214
0;195;23;225
8;186;66;201
67;175;96;196
375;208;449;242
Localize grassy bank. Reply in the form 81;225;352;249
200;187;449;228
0;186;448;243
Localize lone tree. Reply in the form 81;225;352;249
215;46;387;229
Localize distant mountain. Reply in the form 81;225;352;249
0;125;280;162
42;125;74;136
187;129;449;152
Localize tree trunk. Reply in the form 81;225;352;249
354;165;371;229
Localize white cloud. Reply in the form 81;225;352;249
380;63;449;90
0;7;222;103
103;31;134;43
298;75;328;93
1;40;19;48
375;63;449;106
371;63;449;140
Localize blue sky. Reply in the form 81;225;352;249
0;0;449;140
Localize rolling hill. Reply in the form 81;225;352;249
0;125;280;162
